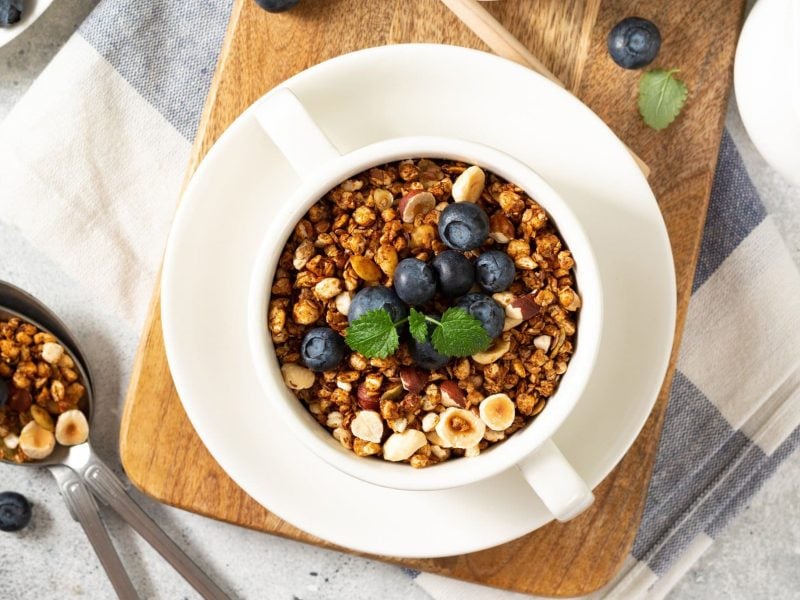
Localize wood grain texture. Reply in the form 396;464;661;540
119;0;746;595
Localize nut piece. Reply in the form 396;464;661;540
534;335;552;352
41;342;64;365
375;244;399;277
399;367;428;394
503;316;523;331
373;188;395;211
19;421;56;460
382;429;427;462
472;338;511;365
508;294;541;320
421;412;440;432
281;363;315;390
314;277;343;300
435;407;486;449
30;405;54;432
55;409;90;446
440;380;466;407
398;190;436;223
479;393;516;431
351;410;384;443
489;213;515;243
357;384;380;411
349;256;382;282
3;433;19;450
464;445;481;458
452;166;485;203
335;291;352;316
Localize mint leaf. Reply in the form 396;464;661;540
345;309;399;358
638;69;688;130
408;308;429;343
430;307;491;357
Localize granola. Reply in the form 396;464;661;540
268;159;579;467
0;317;90;462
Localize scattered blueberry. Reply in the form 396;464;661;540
393;258;437;305
456;293;504;339
474;250;516;293
0;0;23;27
438;203;489;251
348;285;408;325
408;318;451;370
254;0;299;13
431;250;474;297
0;378;8;408
0;492;31;533
607;17;661;69
300;327;345;372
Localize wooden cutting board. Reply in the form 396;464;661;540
120;0;746;595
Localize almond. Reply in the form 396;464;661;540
398;190;436;223
440;380;466;408
399;367;428;394
508;293;541;320
534;335;552;352
452;166;485;203
489;212;515;243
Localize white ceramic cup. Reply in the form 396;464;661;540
248;88;603;522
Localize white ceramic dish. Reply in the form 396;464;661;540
248;88;604;520
735;0;800;186
161;44;676;558
0;0;54;50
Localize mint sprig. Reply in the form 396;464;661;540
638;69;688;130
345;307;492;360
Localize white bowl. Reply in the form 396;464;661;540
246;89;603;522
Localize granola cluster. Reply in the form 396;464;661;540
0;317;90;462
268;159;579;467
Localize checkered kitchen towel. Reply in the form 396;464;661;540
1;2;799;599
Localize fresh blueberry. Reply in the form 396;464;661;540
474;250;516;293
456;293;504;339
431;250;474;297
0;378;8;408
607;17;661;69
254;0;299;13
348;285;408;325
300;327;345;372
408;317;450;370
393;258;437;306
438;203;489;251
0;492;32;533
0;0;23;26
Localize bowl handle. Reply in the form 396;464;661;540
517;438;594;522
253;87;342;178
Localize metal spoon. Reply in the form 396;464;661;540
0;281;229;600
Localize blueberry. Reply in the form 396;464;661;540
0;0;23;26
438;203;489;251
408;317;450;370
0;378;7;408
348;285;408;325
0;492;32;533
300;327;345;372
254;0;299;13
474;250;516;293
607;17;661;69
431;250;474;297
393;258;436;305
456;293;504;339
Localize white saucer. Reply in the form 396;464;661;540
0;0;55;50
161;44;676;558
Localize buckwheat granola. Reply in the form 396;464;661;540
268;158;580;467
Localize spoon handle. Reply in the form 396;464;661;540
48;465;140;600
81;454;231;600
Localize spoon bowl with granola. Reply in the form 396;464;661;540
248;89;605;522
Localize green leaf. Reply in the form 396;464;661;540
430;307;491;357
638;69;688;131
408;308;429;344
345;309;400;358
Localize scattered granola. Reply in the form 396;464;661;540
0;317;89;462
268;159;579;467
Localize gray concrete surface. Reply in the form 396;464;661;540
1;2;799;599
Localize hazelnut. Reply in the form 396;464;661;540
398;190;436;223
399;367;428;394
281;363;315;390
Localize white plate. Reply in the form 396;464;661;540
0;0;54;50
161;44;676;558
